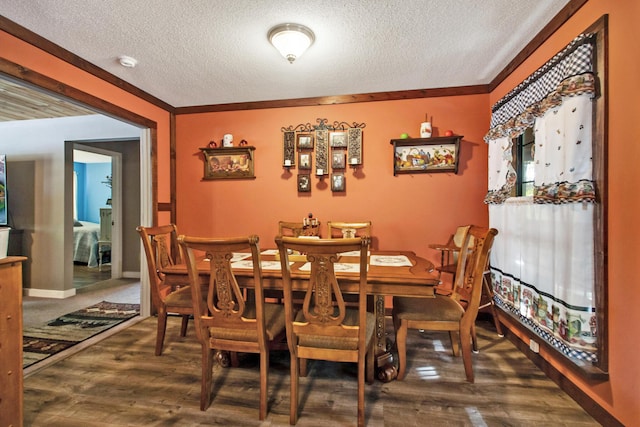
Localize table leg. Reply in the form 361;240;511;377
374;295;387;355
374;294;399;382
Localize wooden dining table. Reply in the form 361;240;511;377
162;248;439;358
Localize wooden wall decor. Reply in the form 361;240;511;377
281;118;365;193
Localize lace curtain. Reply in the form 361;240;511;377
485;34;598;362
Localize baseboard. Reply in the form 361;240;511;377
122;271;140;279
24;287;76;299
498;311;623;427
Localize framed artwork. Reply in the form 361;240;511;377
347;127;363;165
391;135;462;175
200;146;256;180
330;131;348;148
297;174;311;192
297;133;314;149
332;151;345;169
314;129;329;175
283;131;296;167
331;173;345;192
299;152;312;170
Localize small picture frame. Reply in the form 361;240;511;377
330;131;348;148
391;136;462;175
299;152;312;170
297;174;311;192
201;146;256;180
297;134;314;149
331;173;345;192
332;151;346;169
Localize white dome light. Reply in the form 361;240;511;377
268;24;315;64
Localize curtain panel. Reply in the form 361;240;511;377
485;34;598;362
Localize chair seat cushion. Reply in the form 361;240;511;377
393;295;464;322
209;302;286;342
296;309;375;350
163;285;192;308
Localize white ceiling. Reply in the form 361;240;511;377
0;0;570;108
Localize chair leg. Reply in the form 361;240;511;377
395;319;408;380
483;273;504;337
155;309;168;356
180;314;189;337
201;345;215;410
365;342;375;384
449;331;460;356
459;328;475;383
290;355;299;425
357;354;366;427
471;324;479;353
300;358;308;377
259;350;268;420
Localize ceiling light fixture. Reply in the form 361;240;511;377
118;55;138;68
268;23;315;64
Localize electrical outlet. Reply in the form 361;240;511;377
529;339;540;353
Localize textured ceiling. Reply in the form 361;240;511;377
0;0;570;110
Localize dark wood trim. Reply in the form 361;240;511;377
0;58;156;129
175;85;488;114
588;15;609;372
169;113;177;224
488;0;589;92
157;203;172;212
499;312;621;427
0;16;174;114
150;128;159;226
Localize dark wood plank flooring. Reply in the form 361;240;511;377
23;317;599;426
73;263;111;290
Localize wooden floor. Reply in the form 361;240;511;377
73;263;111;290
22;316;599;426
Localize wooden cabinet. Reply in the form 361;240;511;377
0;256;27;427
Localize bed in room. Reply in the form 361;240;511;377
73;220;100;268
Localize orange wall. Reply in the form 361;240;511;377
3;0;638;423
0;31;173;202
490;1;640;425
175;96;489;266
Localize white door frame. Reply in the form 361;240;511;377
72;143;122;278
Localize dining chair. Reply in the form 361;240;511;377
326;221;372;239
392;225;498;382
275;235;375;427
429;225;503;336
177;234;286;419
278;220;321;237
137;224;193;356
429;225;468;282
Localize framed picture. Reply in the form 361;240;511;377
283;131;296;167
297;174;311;192
332;151;345;169
331;173;345;192
330;131;348;148
297;133;314;149
200;146;256;180
391;135;462;175
299;152;312;170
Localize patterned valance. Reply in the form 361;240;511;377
485;33;595;142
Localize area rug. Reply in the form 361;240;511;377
23;301;139;368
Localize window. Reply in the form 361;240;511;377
512;127;535;197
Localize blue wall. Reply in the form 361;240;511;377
74;162;111;223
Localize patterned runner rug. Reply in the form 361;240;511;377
23;301;139;368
